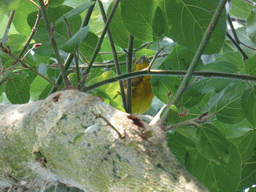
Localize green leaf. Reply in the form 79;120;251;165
68;73;79;87
30;76;48;93
161;45;203;70
39;84;53;100
107;1;144;48
165;0;226;54
62;25;89;53
12;1;37;35
182;90;205;108
244;54;256;76
167;132;188;166
186;144;241;191
0;83;4;97
88;71;124;112
29;6;82;55
161;105;179;124
121;0;156;41
48;0;65;8
85;68;104;83
202;89;226;112
238;154;256;190
79;32;102;62
247;10;256;44
229;0;254;19
186;78;231;94
241;88;256;126
196;124;231;165
215;51;244;70
56;2;94;24
216;87;245;124
213;120;253;138
152;6;166;39
231;130;256;162
236;27;256;57
198;61;238;73
5;75;30;104
151;76;180;104
5;34;28;52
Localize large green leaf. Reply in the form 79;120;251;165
165;0;226;54
56;2;94;24
215;52;244;70
152;6;166;39
107;1;146;48
161;44;203;70
28;6;82;55
121;0;156;41
62;25;89;53
5;75;30;104
13;1;37;36
213;120;253;138
229;0;254;19
231;130;256;162
244;54;256;76
236;27;256;57
151;76;180;104
216;86;245;124
198;61;238;73
247;10;256;44
196;124;231;165
5;34;28;52
186;144;241;192
78;32;103;62
238;155;256;191
241;88;256;126
48;0;65;8
88;71;124;111
30;76;49;93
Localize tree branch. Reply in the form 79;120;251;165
159;0;228;126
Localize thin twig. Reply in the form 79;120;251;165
28;0;40;9
92;112;124;138
18;11;42;58
3;50;62;90
0;11;42;84
63;17;81;87
164;112;210;131
38;0;72;89
226;32;248;61
1;10;15;45
83;0;122;75
240;42;256;51
227;14;240;44
147;47;165;70
126;35;134;114
81;69;256;92
158;0;228;126
49;1;96;95
98;0;127;111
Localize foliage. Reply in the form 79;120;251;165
0;0;256;191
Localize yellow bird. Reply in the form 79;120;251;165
124;55;154;114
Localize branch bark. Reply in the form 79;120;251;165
0;90;208;191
